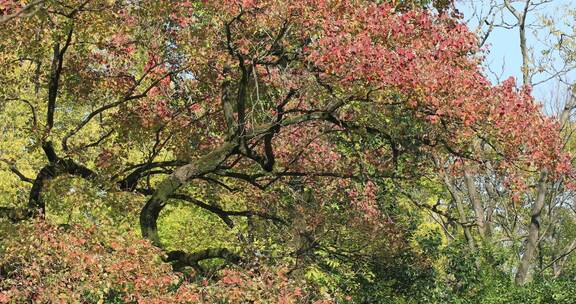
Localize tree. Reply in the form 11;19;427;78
0;0;572;301
454;0;576;285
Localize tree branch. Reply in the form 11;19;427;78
46;25;73;135
0;159;33;184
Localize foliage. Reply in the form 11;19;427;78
0;220;319;303
0;0;576;303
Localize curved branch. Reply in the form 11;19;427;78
139;141;238;246
0;158;33;184
137;188;273;229
165;248;242;273
28;158;97;214
170;193;286;227
118;160;186;191
168;193;235;229
3;98;38;128
200;176;238;192
75;128;114;151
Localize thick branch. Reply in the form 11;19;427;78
28;157;97;215
165;248;242;273
221;66;237;138
236;59;251;137
46;26;73;134
139;141;238;246
243;89;297;171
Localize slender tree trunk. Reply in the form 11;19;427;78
515;170;547;284
442;173;476;250
464;167;486;239
484;180;497;238
519;6;530;87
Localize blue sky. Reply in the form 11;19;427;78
457;0;575;112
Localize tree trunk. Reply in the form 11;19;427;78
464;168;486;239
442;173;476;250
484;177;498;238
515;170;547;285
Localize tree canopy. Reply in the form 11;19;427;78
1;0;576;303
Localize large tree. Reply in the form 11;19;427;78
0;0;572;301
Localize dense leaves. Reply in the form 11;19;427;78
1;0;575;303
0;221;318;303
